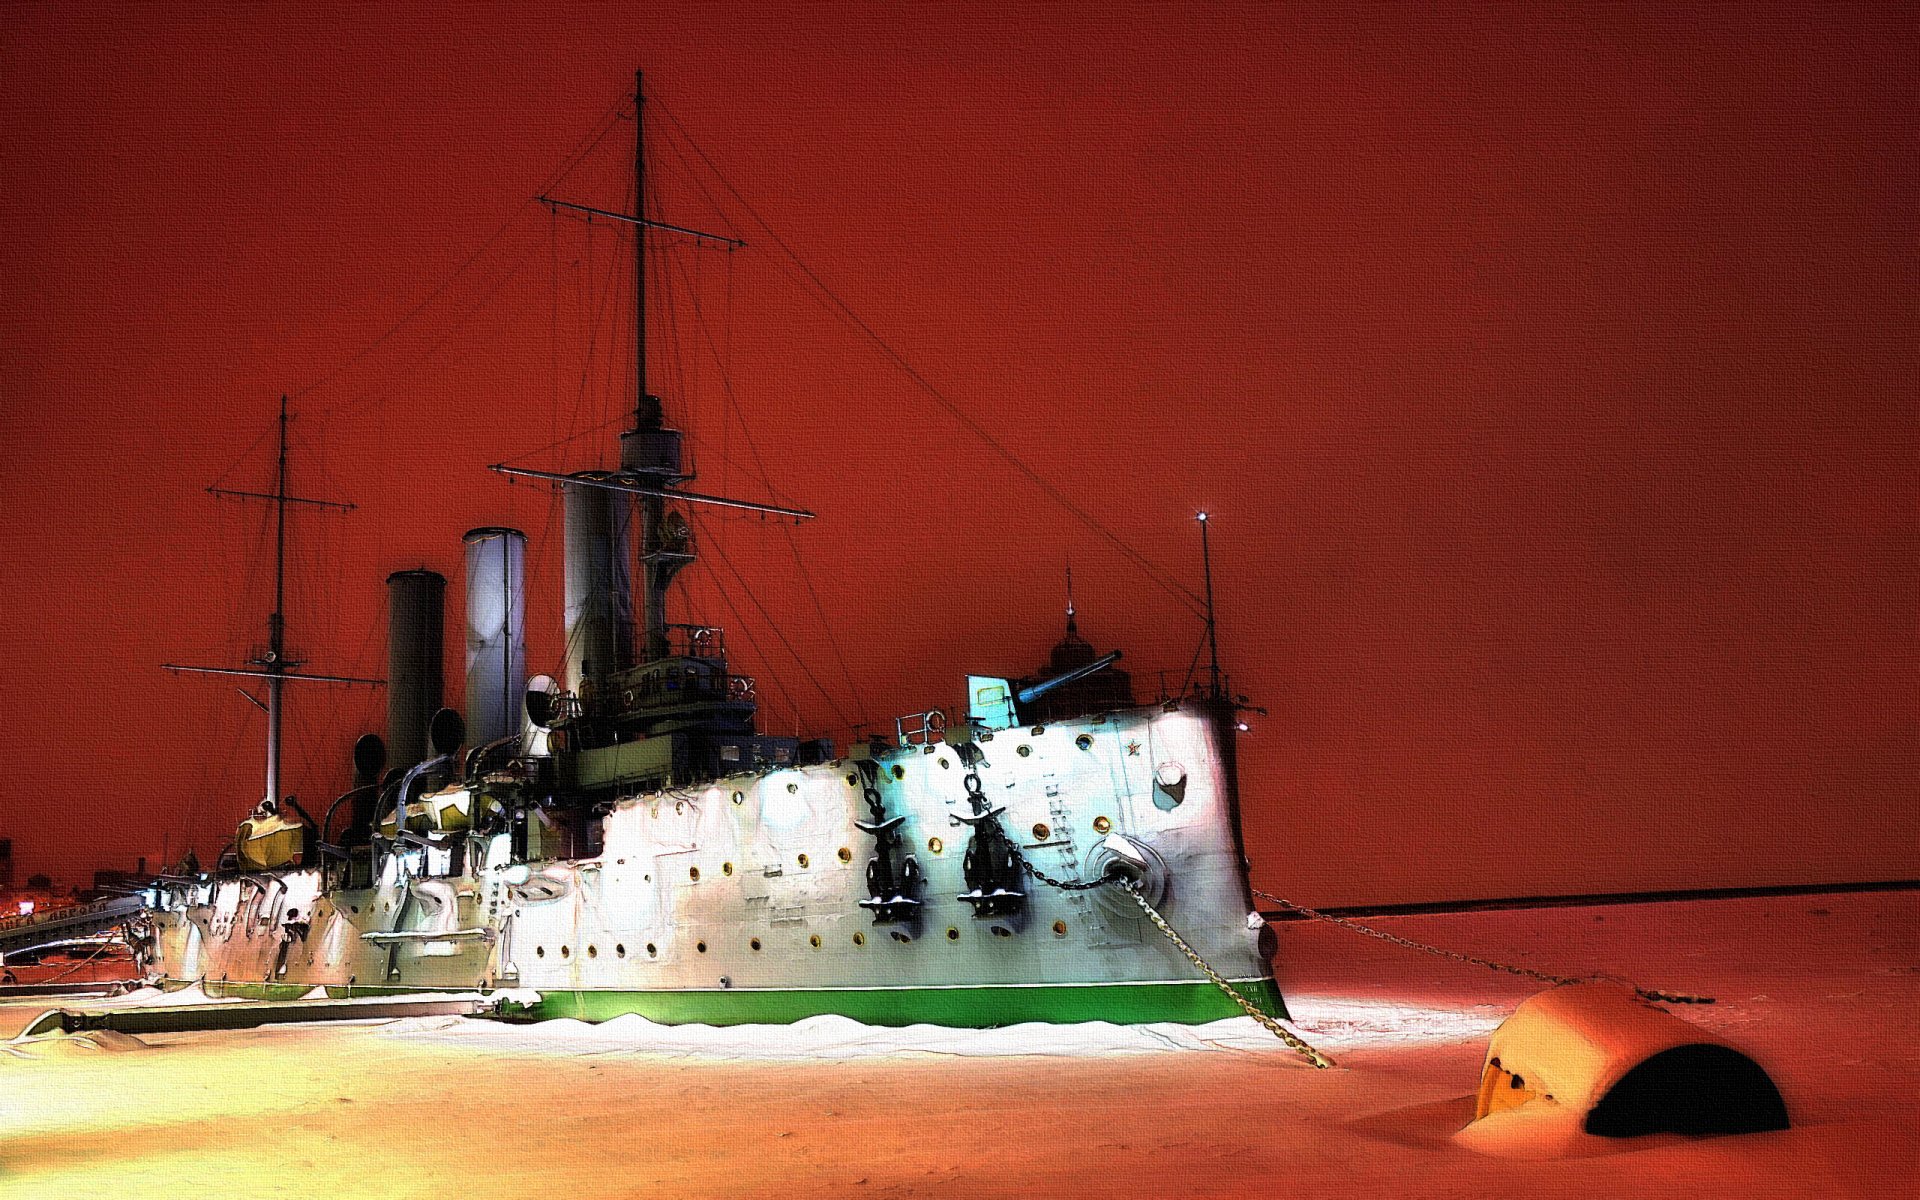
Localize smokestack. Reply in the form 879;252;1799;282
385;569;446;771
463;527;528;748
563;475;634;692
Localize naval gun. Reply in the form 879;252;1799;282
1018;650;1122;708
966;650;1122;731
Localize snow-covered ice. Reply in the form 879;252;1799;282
1;890;1913;1198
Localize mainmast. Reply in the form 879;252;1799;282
515;75;803;692
634;68;648;425
620;69;687;661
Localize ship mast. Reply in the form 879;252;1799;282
634;67;648;425
166;396;381;808
1198;511;1221;700
511;76;807;685
267;393;289;803
626;66;678;663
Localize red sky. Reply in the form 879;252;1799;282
1;4;1913;904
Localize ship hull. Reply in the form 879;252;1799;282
147;703;1284;1026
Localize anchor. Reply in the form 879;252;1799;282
853;760;922;924
951;742;1026;917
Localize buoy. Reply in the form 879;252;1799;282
1468;983;1787;1139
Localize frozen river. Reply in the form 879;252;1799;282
3;891;1914;1198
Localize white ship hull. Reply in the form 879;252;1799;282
147;702;1284;1025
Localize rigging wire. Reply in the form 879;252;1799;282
560;221;626;466
690;506;851;729
653;97;1206;618
495;412;634;468
316;249;536;425
522;479;569;686
207;424;276;492
689;554;802;728
1177;625;1209;699
170;98;657;852
663;245;864;717
550;202;561;450
294;95;630;411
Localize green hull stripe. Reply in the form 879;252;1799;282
171;977;1288;1028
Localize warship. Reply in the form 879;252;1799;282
139;73;1290;1029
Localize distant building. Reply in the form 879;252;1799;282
89;858;151;897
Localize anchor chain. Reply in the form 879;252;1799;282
1251;889;1713;1006
1018;859;1108;892
858;769;887;825
1020;864;1335;1069
1124;883;1335;1069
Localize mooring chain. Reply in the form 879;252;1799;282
1251;889;1713;1006
1123;883;1337;1069
1020;865;1336;1068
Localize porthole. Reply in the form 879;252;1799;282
535;945;545;958
946;927;960;941
846;772;859;786
797;853;810;869
689;866;701;882
837;847;853;863
1017;744;1032;757
750;938;762;952
1153;761;1189;810
928;837;944;854
1075;733;1094;750
892;764;906;780
1052;920;1069;937
1030;725;1046;736
1032;822;1051;841
696;941;708;954
787;782;799;794
809;935;822;950
560;945;571;958
616;943;626;958
1093;815;1112;834
646;943;658;958
853;932;866;947
587;944;598;958
732;791;745;805
938;758;951;769
723;862;735;876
